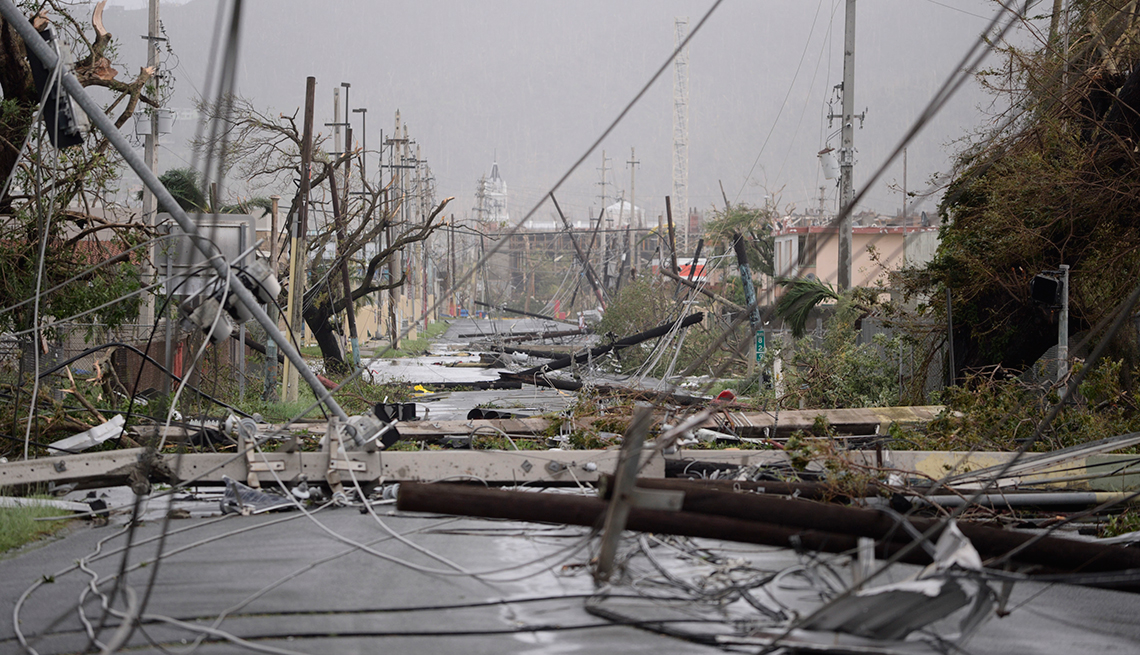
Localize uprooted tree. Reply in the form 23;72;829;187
195;95;451;373
912;4;1140;377
0;1;163;336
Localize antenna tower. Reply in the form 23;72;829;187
672;17;690;250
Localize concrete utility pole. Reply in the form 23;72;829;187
837;0;857;291
387;111;405;345
902;146;908;227
140;0;160;335
1049;0;1065;45
628;147;640;229
282;76;316;402
597;151;610;284
418;144;429;330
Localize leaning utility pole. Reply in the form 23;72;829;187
282;76;316;402
837;0;857;291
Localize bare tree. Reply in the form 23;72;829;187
195;95;452;371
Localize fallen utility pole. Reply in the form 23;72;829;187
661;268;743;311
599;478;1140;579
603;475;863;502
397;481;906;561
397;482;1140;590
474;300;556;322
498;370;706;406
460;328;587;341
0;10;347;420
550;193;607;309
511;312;704;380
495;345;571;359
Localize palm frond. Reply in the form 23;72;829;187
775;277;840;338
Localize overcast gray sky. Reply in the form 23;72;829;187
102;0;1019;225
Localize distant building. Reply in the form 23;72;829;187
602;199;644;228
475;161;509;225
772;217;938;291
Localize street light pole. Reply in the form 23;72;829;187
352;107;367;184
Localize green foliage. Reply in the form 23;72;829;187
775;277;840;338
781;304;904;409
704;204;775;276
1100;511;1140;539
156;168;271;215
909;359;1140;452
597;277;739;377
919;5;1140;374
158;168;209;213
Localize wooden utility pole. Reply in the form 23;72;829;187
328;169;360;368
282;76;315;402
665;196;679;273
837;0;857;291
264;195;280;401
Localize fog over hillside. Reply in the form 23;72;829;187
100;0;1010;224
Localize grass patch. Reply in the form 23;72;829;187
231;376;412;422
0;498;71;554
369;321;451;358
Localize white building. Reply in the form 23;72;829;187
476;161;509;224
